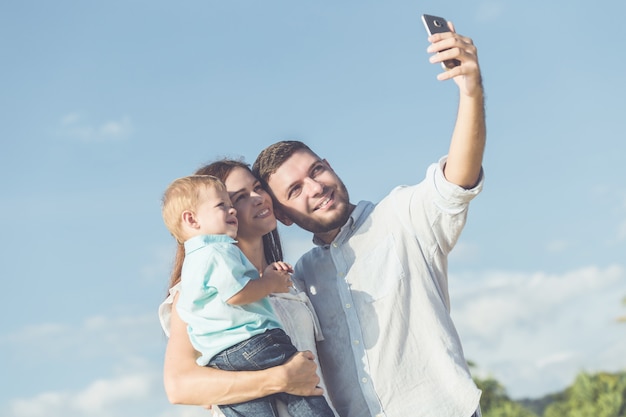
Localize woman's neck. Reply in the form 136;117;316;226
236;237;266;273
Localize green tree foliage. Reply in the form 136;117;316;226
471;361;626;417
473;375;539;417
543;371;626;417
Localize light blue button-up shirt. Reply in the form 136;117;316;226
293;158;483;417
176;234;282;366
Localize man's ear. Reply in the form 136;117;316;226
274;206;294;226
181;210;199;229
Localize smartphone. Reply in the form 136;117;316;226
421;14;460;69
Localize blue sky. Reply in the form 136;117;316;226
2;1;625;416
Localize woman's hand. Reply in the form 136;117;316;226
165;293;322;406
280;351;325;396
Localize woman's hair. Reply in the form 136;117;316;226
167;158;284;292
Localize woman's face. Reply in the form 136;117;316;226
224;167;277;241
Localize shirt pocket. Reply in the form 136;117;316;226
348;234;406;302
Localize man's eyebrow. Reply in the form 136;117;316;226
284;180;298;197
283;175;303;198
286;161;321;195
307;159;323;172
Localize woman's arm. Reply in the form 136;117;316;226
163;294;323;406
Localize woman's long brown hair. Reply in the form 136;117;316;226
166;159;284;293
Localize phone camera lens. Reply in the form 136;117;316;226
434;19;443;27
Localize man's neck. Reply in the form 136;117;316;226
313;202;357;245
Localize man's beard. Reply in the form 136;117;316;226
282;183;351;234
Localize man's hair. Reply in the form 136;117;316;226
252;140;318;185
161;175;225;243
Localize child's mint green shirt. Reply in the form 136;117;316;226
176;234;282;366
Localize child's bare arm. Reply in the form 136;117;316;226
227;262;293;305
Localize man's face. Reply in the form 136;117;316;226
266;149;351;236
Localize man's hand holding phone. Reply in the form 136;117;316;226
421;13;482;97
421;14;461;70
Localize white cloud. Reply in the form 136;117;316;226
3;313;159;364
449;241;481;263
4;264;625;411
2;311;204;417
545;239;570;253
7;370;214;417
450;264;626;398
11;392;65;417
61;112;81;126
59;113;132;142
5;322;69;343
72;374;152;414
535;351;577;369
9;372;159;417
6;313;154;345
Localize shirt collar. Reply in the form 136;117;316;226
184;234;237;254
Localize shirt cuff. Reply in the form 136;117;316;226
434;156;484;203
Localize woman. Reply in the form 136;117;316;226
158;159;338;416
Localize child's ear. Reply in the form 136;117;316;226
181;210;199;229
274;206;294;226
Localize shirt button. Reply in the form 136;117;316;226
332;243;338;248
361;377;368;384
345;303;351;308
353;340;360;345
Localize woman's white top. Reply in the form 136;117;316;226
159;283;339;417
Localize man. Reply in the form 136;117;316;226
252;23;486;417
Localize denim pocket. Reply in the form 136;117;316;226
212;329;297;371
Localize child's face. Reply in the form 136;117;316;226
194;185;238;238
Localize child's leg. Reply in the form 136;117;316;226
217;397;279;417
208;329;297;417
283;393;336;417
210;328;297;371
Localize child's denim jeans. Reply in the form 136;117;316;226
209;328;334;417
